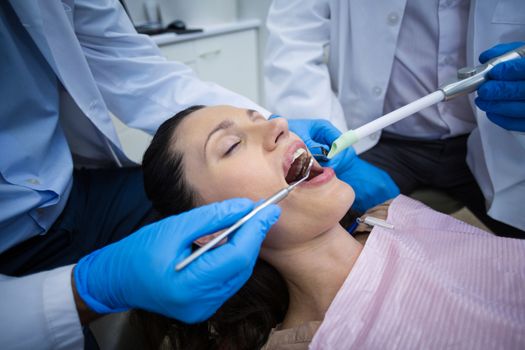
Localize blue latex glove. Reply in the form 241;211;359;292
74;198;281;323
271;115;400;212
475;42;525;132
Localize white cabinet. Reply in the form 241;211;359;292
159;29;260;103
160;40;198;71
114;23;260;163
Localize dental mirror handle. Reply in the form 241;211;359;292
439;44;525;100
175;187;296;271
175;158;313;271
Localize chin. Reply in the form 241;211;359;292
316;179;355;229
261;179;355;249
299;180;355;237
337;180;355;213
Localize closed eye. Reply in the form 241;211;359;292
224;140;241;156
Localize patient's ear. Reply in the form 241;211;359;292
194;231;227;247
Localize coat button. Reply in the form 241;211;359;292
387;12;400;26
443;56;454;65
372;86;383;96
26;178;40;185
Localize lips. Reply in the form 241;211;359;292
299;166;335;188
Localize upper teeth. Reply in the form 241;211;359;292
292;148;306;162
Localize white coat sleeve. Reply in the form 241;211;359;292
0;265;83;350
72;0;269;135
265;0;347;130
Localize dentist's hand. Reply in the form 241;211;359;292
476;42;525;132
74;198;281;324
271;115;399;212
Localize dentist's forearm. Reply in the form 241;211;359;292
0;266;84;349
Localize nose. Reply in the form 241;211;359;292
262;117;289;151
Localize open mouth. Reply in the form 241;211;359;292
284;148;323;184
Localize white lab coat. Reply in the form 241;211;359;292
13;0;266;169
265;0;525;230
1;1;265;349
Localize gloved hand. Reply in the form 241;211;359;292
271;115;400;212
325;145;400;213
74;198;281;324
475;41;525;132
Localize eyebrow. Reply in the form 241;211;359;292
203;119;235;155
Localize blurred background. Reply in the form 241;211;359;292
114;0;272;163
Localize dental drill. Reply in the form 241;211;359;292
327;45;525;159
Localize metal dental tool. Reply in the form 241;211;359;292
327;45;525;159
175;158;314;271
311;145;330;162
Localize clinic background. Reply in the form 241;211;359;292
116;0;492;233
117;0;273;163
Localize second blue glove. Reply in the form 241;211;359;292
74;198;281;324
271;115;399;212
476;41;525;132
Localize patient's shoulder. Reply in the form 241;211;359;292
261;321;322;350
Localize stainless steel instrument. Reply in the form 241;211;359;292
175;158;314;271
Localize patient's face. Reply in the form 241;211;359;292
172;106;354;248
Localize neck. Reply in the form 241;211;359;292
262;224;362;329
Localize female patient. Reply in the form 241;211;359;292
137;105;524;350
